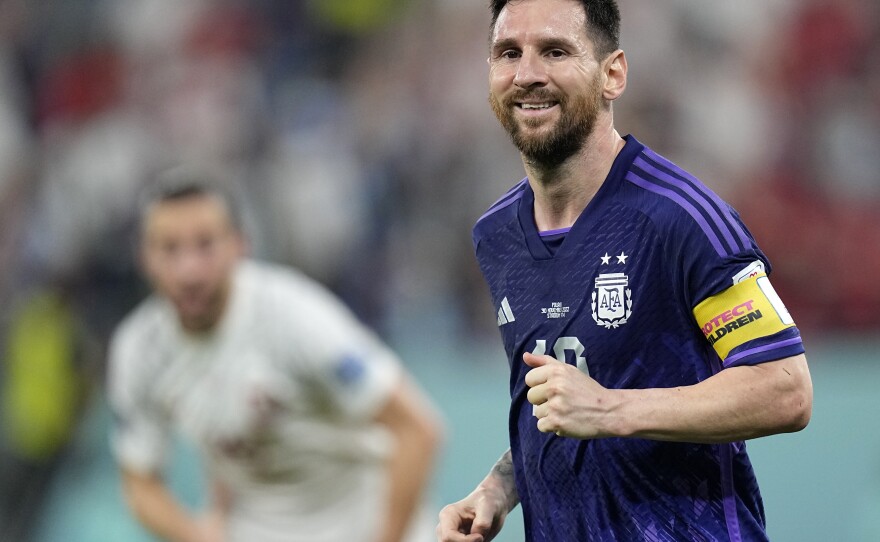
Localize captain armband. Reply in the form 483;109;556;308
693;273;795;360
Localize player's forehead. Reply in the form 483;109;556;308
143;193;232;237
491;0;589;47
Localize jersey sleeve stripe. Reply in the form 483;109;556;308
633;155;743;255
484;178;527;212
477;179;528;223
626;171;729;257
641;149;751;250
723;337;803;367
720;445;744;542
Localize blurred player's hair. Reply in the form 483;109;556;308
137;165;245;232
488;0;621;58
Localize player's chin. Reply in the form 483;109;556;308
174;295;207;314
515;115;559;137
174;298;216;323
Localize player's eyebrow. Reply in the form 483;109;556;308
491;36;579;56
491;37;519;56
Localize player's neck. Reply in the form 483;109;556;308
526;124;625;232
179;279;236;337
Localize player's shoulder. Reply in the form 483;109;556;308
620;142;754;259
111;296;170;355
241;259;360;327
107;296;172;391
472;177;529;249
242;259;336;305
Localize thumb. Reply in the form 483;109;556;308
523;351;553;368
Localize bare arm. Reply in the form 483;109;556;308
373;374;444;542
437;450;520;542
121;469;225;542
619;353;811;442
525;352;812;443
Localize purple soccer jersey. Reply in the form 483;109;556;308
473;136;804;541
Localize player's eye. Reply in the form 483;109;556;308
499;49;520;60
547;49;566;59
160;242;179;258
196;236;217;254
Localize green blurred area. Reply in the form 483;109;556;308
3;291;81;461
308;0;412;34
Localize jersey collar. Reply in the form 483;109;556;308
517;134;645;261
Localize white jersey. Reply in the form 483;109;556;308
108;260;432;542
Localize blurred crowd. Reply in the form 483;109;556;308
0;0;878;540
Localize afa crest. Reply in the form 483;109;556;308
591;273;633;328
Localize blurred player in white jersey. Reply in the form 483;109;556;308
107;167;443;542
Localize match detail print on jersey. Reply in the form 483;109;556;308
694;273;795;360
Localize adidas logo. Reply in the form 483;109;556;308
497;297;515;326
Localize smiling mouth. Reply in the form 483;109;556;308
517;102;556;110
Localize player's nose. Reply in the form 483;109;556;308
171;249;209;284
513;50;549;89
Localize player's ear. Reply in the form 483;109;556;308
602;49;627;101
137;236;157;283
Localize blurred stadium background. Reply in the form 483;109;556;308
0;0;878;540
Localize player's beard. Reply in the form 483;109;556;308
490;74;603;169
173;281;231;333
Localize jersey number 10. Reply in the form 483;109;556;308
532;338;590;375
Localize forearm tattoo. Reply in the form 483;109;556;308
490;449;519;510
491;450;515;479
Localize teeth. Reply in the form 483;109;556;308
521;103;552;110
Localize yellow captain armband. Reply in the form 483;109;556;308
693;273;796;360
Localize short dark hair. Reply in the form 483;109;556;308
138;165;244;231
489;0;620;58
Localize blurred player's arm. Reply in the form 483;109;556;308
121;468;225;542
437;449;519;542
373;373;444;542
